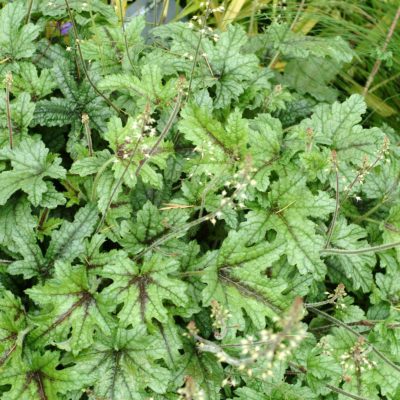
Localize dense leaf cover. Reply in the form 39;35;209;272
0;1;400;399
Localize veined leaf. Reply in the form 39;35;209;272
201;231;288;331
26;262;112;354
99;252;188;326
44;203;98;266
0;2;40;61
326;218;376;292
0;349;89;400
0;138;66;207
0;290;27;368
70;326;171;399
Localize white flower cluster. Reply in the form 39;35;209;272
211;299;231;339
340;337;377;376
177;376;205;400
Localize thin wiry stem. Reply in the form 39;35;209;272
363;6;400;96
94;105;150;235
325;150;339;248
5;73;13;149
326;384;369;400
117;0;138;74
187;26;205;97
321;240;400;255
306;307;400;374
95;89;182;234
135;88;183;177
64;0;124;116
268;0;306;69
25;0;34;24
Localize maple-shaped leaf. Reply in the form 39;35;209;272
265;24;353;102
201;230;289;331
80;16;145;75
150;22;211;77
0;2;40;63
84;116;173;192
0;349;89;400
178;104;249;176
99;252;188;326
44;203;98;267
99;63;177;109
264;23;353;62
241;168;334;278
248;113;283;191
25;262;112;354
32;63;113;142
0;138;66;206
12;63;56;99
0;290;27;369
326;218;376;292
69;149;122;213
304;350;342;395
291;95;386;189
201;24;260;108
70;326;171;399
120;200;190;256
362;156;400;201
4;203;97;279
153;23;260;108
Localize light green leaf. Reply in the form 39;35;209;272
0;138;65;206
99;252;188;326
44;203;98;266
201;231;288;331
0;349;89;400
0;92;35;143
0;2;40;60
326;218;376;292
26;262;112;354
12;64;56;99
120;201;190;255
70;326;171;399
0;290;27;368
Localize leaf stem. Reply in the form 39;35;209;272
135;87;183;177
326;384;369;400
325;150;339;248
91;156;116;202
321;240;400;255
64;0;124;116
268;0;306;69
25;0;34;24
95;88;182;234
354;196;387;223
4;72;13;149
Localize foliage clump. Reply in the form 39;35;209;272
0;1;400;399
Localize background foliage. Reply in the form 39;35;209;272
0;0;400;399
